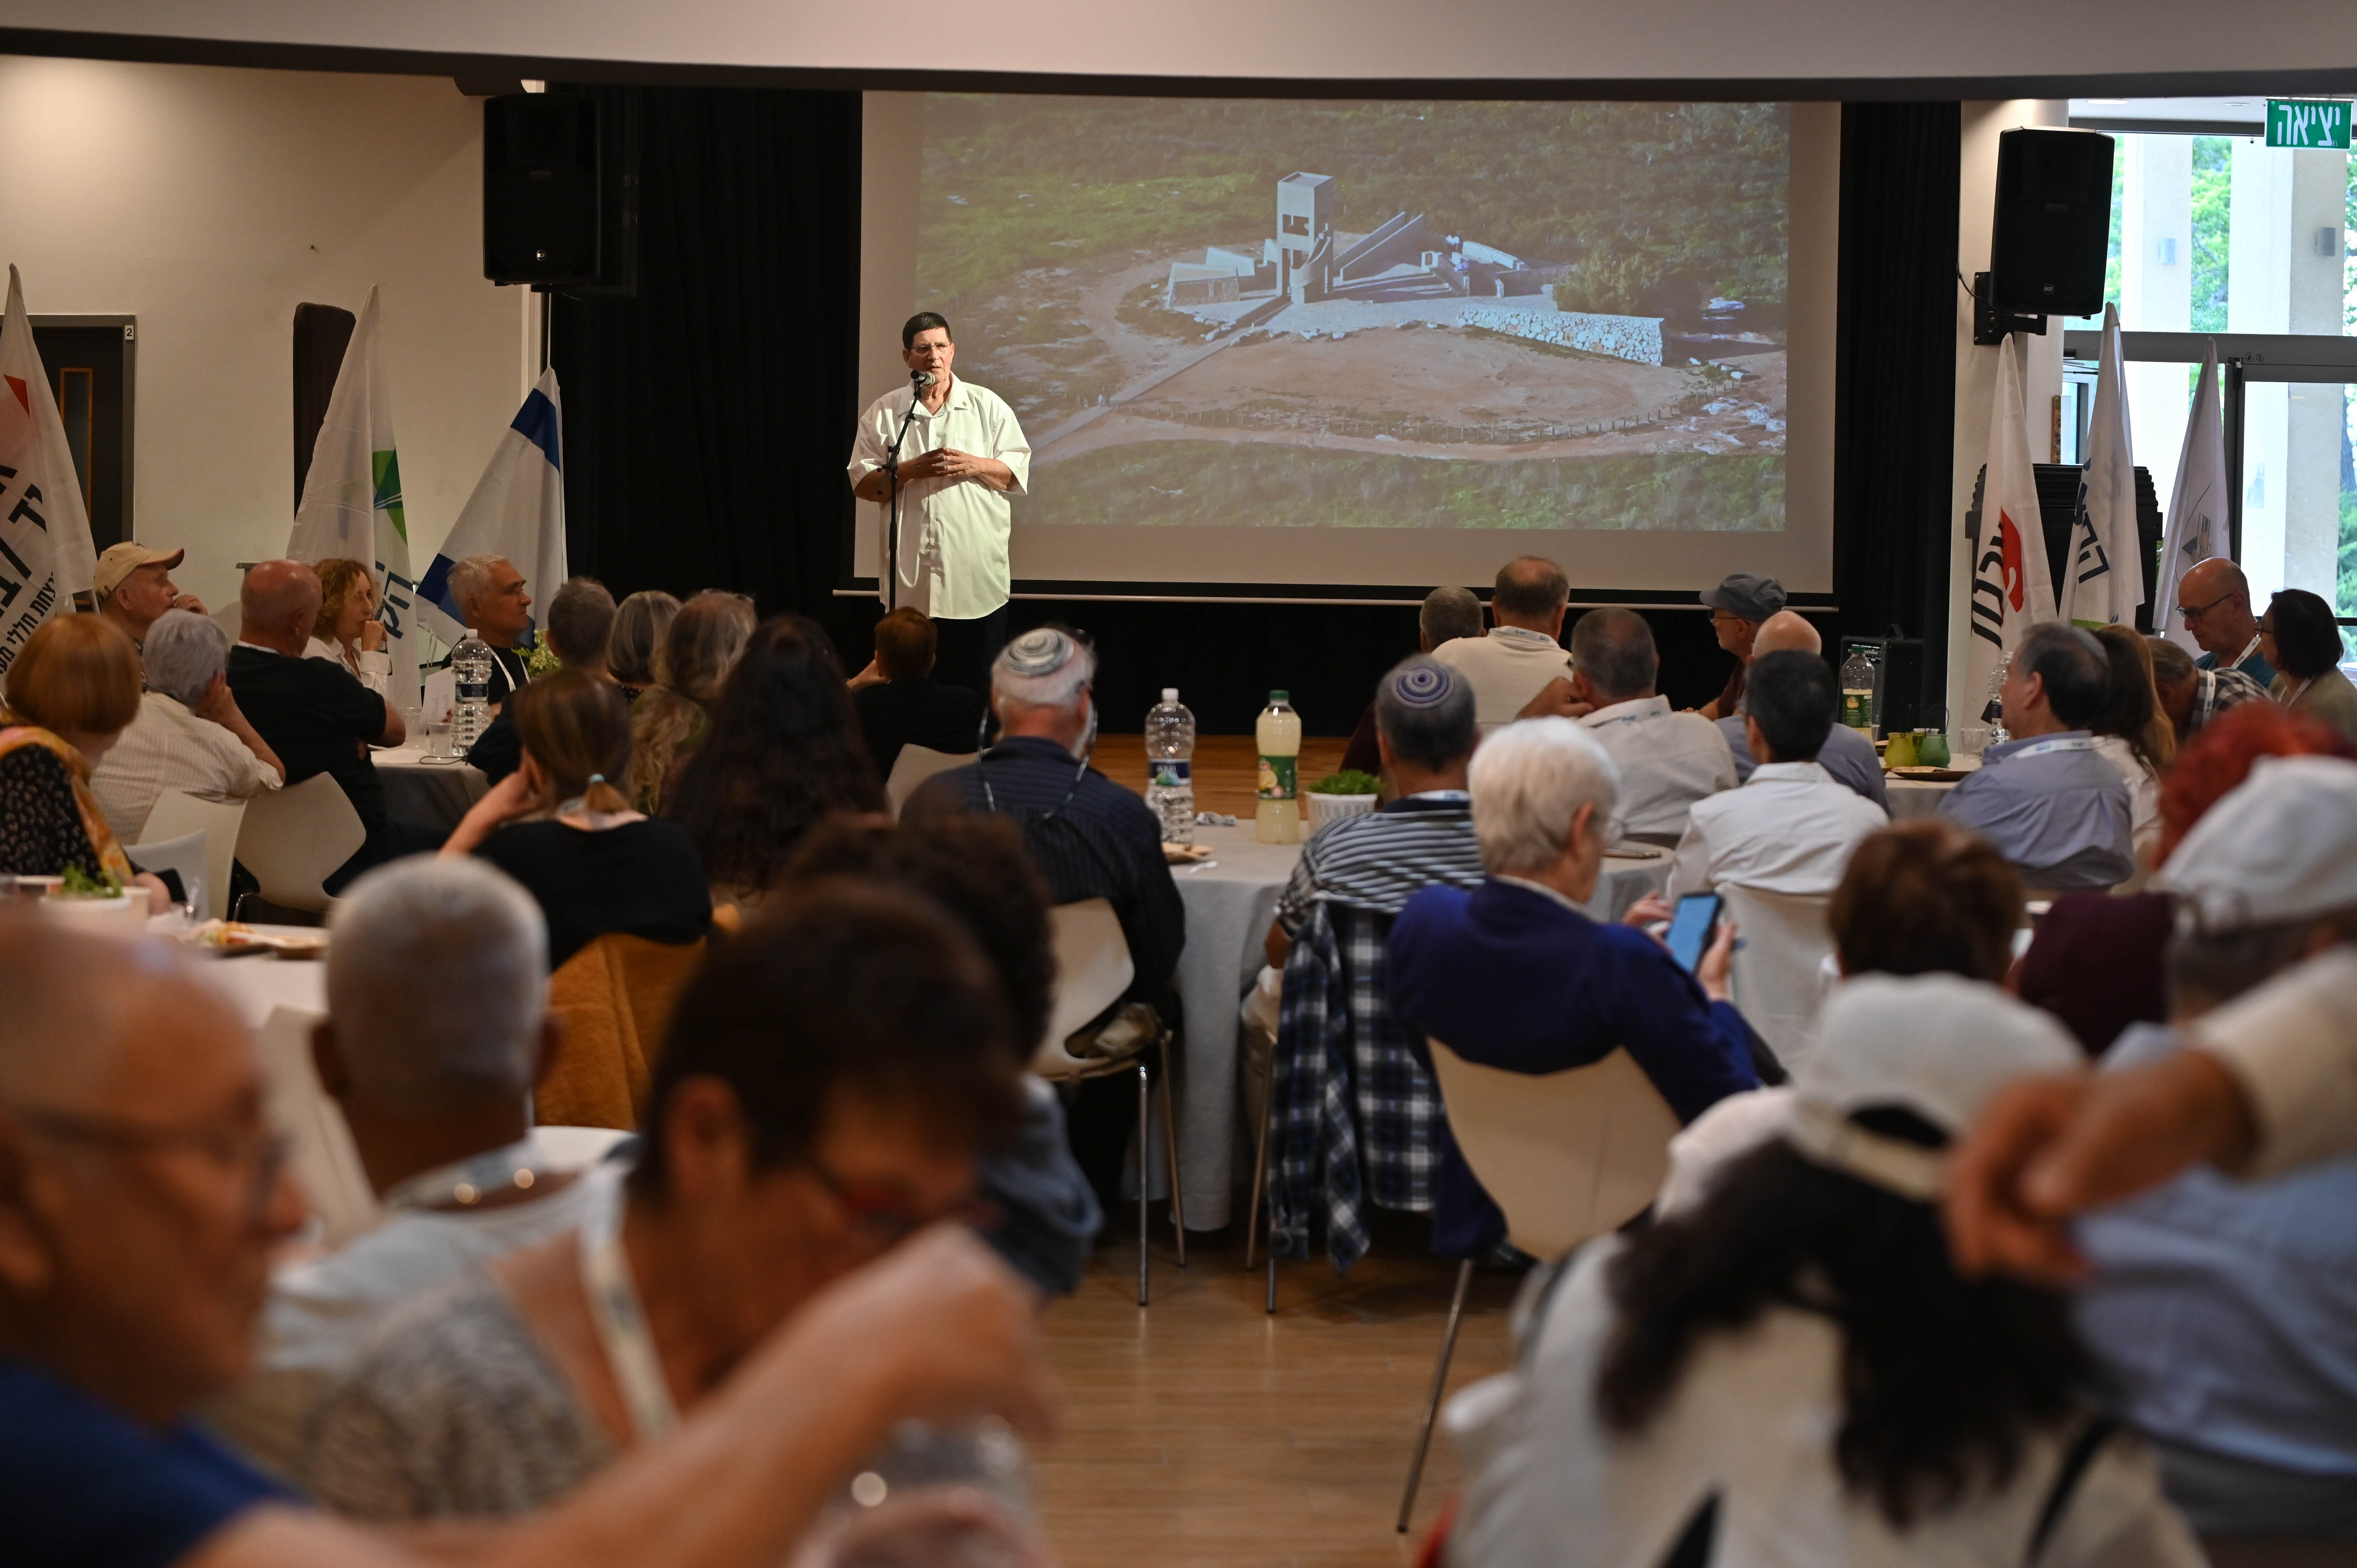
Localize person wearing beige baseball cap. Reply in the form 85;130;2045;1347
1444;972;2202;1568
93;540;204;648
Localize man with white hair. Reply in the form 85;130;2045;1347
1715;609;1886;807
0;916;1052;1568
903;626;1184;1202
89;609;283;845
1388;718;1766;1254
2068;757;2357;1539
203;858;601;1480
440;554;534;706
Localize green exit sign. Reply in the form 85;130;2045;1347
2268;99;2352;149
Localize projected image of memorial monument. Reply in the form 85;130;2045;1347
916;97;1789;537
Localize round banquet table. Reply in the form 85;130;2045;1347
371;744;489;839
1882;754;1981;822
1164;823;1675;1231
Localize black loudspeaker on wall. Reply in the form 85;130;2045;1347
483;91;638;295
1989;128;2115;317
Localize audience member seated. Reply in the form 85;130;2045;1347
442;669;709;969
2177;555;2273;686
0;916;1053;1568
850;606;987;779
298;883;1027;1523
1694;570;1785;720
1388;718;1764;1258
1565;607;1735;842
1939;622;2133;891
2147;634;2264;742
905;627;1185;1202
1341;586;1484;776
433;554;534;705
1258;659;1488;1268
93;539;203;649
2020;699;2357;1058
606;588;680;703
2076;756;2357;1541
670;614;886;909
468;576;618;785
2089;623;2173;869
1713;610;1886;808
1667;648;1885;901
2262;587;2357;741
788;814;1101;1296
91;609;283;845
303;558;391;697
1431;557;1574;733
205;858;597;1478
0;614;173;912
1445;972;2200;1568
627;588;754;812
229;560;417;892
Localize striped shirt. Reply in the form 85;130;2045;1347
1276;793;1485;929
89;692;281;846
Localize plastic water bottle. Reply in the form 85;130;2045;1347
1839;645;1878;736
1145;688;1196;845
449;629;493;756
1255;690;1302;846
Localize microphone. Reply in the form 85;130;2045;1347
911;370;938;389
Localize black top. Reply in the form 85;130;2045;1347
853;678;985;779
473;818;712;970
903;735;1185;1000
465;710;523;785
0;745;101;877
227;645;389;840
427;645;529;707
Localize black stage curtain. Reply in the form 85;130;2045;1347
553;87;860;621
1834;102;1962;717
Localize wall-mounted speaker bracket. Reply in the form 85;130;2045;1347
1972;272;2048;346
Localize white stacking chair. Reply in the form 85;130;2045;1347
252;1003;378;1247
884;743;972;820
1719;884;1836;1074
233;773;365;916
1031;898;1186;1305
124;830;208;917
1398;1042;1681;1531
140;791;249;920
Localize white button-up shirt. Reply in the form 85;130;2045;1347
1580;695;1736;839
1431;627;1573;733
1666;760;1889;900
847;376;1031;622
89;691;282;845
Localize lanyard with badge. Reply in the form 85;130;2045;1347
379;1139;554;1213
1990;736;2099;765
577;1176;680;1443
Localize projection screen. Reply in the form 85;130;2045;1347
856;95;1838;598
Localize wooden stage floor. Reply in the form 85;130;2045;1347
1098;734;1352;821
1030;1224;1518;1568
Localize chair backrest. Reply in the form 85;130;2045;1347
1032;898;1136;1079
886;744;971;821
234;773;366;913
1719;884;1836;1073
252;1003;378;1246
140;791;248;920
540;934;707;1129
1426;1040;1680;1259
125;830;207;916
528;1124;636;1170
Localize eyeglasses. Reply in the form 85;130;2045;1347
2179;590;2238;624
800;1157;993;1247
7;1104;291;1227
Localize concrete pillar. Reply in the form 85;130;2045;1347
2118;135;2192;518
2228;142;2347;603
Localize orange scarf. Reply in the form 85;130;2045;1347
0;722;135;884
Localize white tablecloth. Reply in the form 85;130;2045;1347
1164;827;1677;1232
373;745;488;838
1883;756;1980;822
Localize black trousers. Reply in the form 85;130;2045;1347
931;604;1009;701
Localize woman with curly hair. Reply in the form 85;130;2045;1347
625;590;754;812
305;557;390;696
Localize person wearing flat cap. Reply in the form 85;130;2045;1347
93;540;205;649
1696;571;1785;722
2072;755;2357;1540
1445;971;2204;1568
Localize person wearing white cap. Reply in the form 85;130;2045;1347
92;540;203;648
1444;973;2203;1568
2048;757;2357;1540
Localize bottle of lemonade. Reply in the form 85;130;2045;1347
1255;690;1302;845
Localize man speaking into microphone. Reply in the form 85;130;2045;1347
848;312;1032;696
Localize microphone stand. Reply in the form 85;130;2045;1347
882;373;929;612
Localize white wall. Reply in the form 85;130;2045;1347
0;55;527;614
